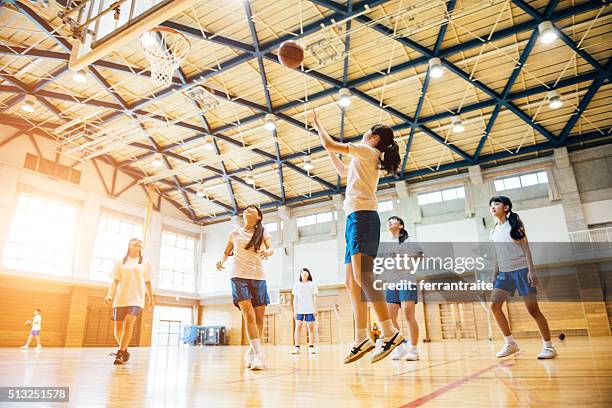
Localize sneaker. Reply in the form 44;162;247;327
343;337;375;364
113;350;125;365
121;349;130;363
250;353;265;370
244;348;254;368
20;345;28;349
537;347;557;359
308;346;316;355
391;344;407;360
291;346;300;355
496;342;520;358
371;331;405;363
35;345;42;350
403;348;419;361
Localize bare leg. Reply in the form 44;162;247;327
114;320;124;346
387;303;401;331
23;335;33;347
306;321;315;346
254;305;266;341
351;253;391;331
523;295;551;341
119;314;137;351
490;289;511;336
294;320;303;346
34;336;41;348
402;301;419;347
238;300;259;341
345;262;367;340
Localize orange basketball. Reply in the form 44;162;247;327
278;41;304;69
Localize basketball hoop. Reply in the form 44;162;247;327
141;26;190;87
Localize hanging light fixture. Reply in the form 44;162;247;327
72;70;87;83
538;21;558;44
338;88;352;108
151;153;163;167
21;97;35;113
264;114;277;131
428;57;444;78
451;116;465;133
202;136;215;150
547;90;563;109
196;183;206;198
303;157;314;171
244;171;255;186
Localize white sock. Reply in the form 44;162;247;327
250;338;262;354
380;320;395;338
543;340;553;348
355;328;368;342
504;335;515;345
411;345;418;352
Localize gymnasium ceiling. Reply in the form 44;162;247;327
0;0;610;224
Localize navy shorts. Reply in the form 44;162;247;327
344;211;381;264
493;268;537;297
112;306;143;321
385;289;418;305
30;330;40;336
296;313;315;322
231;277;270;309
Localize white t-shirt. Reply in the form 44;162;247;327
229;227;271;280
490;221;528;272
292;281;318;314
32;315;42;330
110;257;152;308
344;143;381;215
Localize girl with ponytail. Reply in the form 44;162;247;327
312;109;404;364
488;196;557;360
217;205;274;370
384;216;423;361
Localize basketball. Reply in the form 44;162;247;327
278;41;304;69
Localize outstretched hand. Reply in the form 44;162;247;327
311;109;322;130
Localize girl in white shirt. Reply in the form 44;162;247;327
312;109;405;364
21;308;42;350
291;268;318;355
217;205;273;371
489;196;556;360
104;238;154;365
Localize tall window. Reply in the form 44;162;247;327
90;213;144;282
494;171;548;192
378;200;393;212
2;192;78;275
159;230;197;292
152;306;193;346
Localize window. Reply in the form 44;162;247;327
152;306;193;346
90;214;144;282
297;211;333;227
377;200;393;212
264;222;278;232
494;171;548;192
2;192;78;275
159;230;197;292
418;187;465;206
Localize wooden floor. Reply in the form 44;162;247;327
2;337;612;407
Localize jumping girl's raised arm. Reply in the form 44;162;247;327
216;233;235;271
312;110;349;155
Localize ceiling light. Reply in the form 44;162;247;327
141;31;157;48
244;171;255;186
196;184;206;198
303;158;314;171
538;21;558;44
451;116;465;133
428;57;444;78
547;90;563;109
264;114;276;131
338;88;352;108
21;97;35;113
72;70;87;83
202;136;215;150
152;153;163;167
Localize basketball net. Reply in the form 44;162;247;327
142;27;191;87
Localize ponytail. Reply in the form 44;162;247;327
388;216;409;243
372;124;400;175
489;196;525;240
244;205;265;252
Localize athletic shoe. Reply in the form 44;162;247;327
537;347;557;359
371;331;405;363
308;345;316;355
35;345;42;350
250;353;265;370
113;350;125;365
20;345;28;349
391;344;407;360
403;348;419;361
244;348;254;368
291;346;300;355
121;349;130;363
343;337;375;364
496;342;520;358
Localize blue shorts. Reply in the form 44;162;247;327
344;211;381;264
231;277;270;309
112;306;143;321
493;268;537;297
30;330;40;336
296;313;315;322
385;289;418;304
